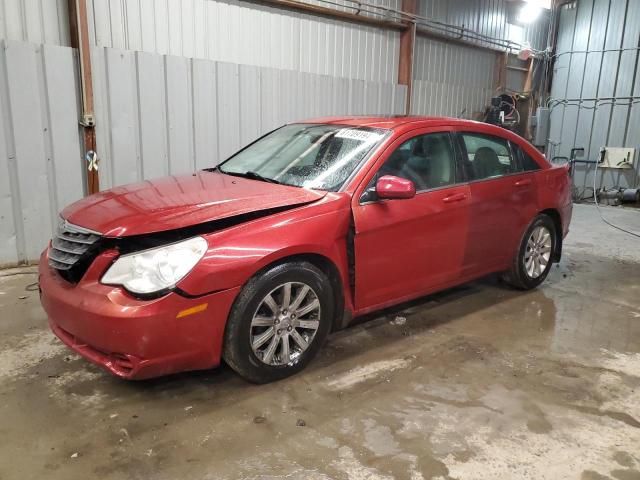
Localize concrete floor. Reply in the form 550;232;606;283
1;203;639;480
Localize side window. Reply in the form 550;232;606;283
378;133;457;191
514;144;541;172
460;133;517;181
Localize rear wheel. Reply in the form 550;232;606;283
503;214;556;290
223;261;334;383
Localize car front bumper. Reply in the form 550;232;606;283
38;249;240;380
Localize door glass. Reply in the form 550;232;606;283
461;133;516;180
515;144;541;171
378;133;456;191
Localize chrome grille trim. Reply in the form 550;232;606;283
48;219;102;272
57;231;99;245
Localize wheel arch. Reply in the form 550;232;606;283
539;208;562;262
244;252;346;332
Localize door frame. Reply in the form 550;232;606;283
349;125;472;313
350;126;468;207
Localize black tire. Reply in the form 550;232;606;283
503;214;557;290
223;261;334;383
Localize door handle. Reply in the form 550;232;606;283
442;193;467;203
514;179;532;187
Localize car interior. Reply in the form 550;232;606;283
380;134;454;191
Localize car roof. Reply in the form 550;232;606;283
298;115;487;130
297;115;537;150
296;115;548;167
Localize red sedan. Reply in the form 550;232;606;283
39;116;572;382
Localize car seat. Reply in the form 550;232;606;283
473;147;505;179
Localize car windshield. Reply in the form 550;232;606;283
217;124;388;191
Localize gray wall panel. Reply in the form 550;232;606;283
217;61;241;161
7;42;56;261
105;48;139;187
86;0;401;83
0;41;18;263
1;1;541;265
192;58;219;171
239;64;261;146
0;0;69;45
0;40;83;265
137;51;169;178
549;0;640;193
42;45;84;223
1;0;549;75
411;36;496;118
166;55;194;175
92;46;406;192
417;0;550;51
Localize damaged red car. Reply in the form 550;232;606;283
39;116;572;382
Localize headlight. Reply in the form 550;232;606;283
101;236;208;294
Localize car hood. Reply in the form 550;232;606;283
62;171;327;237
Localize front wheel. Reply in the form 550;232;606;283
503;214;556;290
223;261;334;383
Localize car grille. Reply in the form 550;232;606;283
49;219;102;281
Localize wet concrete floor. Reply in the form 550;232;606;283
1;203;639;480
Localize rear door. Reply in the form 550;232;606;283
455;131;539;275
352;128;471;311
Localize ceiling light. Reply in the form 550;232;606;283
518;3;543;24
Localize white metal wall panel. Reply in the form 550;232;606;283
0;0;70;45
137;51;169;178
0;40;84;265
192;58;218;171
86;0;401;83
410;36;496;118
92;45;406;190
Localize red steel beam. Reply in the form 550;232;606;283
398;0;417;114
68;0;99;194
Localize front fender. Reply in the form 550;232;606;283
177;196;352;298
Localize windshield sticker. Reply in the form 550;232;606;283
335;129;383;143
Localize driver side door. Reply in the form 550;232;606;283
352;128;471;313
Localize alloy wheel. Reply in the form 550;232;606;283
524;225;552;279
250;282;321;366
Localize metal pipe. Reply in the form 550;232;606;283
324;0;526;51
256;0;406;30
68;0;99;194
549;95;640;103
259;0;528;54
554;46;640;58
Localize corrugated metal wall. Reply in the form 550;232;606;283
410;37;496;118
411;0;550;120
419;0;509;46
0;0;70;46
549;0;640;194
0;40;84;265
418;0;550;51
87;0;401;82
91;46;406;190
0;0;553;265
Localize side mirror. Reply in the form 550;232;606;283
376;175;416;200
